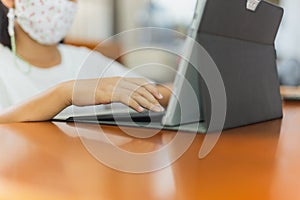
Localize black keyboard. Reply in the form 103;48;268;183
67;111;165;123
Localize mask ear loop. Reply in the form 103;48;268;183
7;8;16;54
7;8;31;74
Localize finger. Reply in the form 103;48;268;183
111;82;164;112
132;94;164;112
126;78;163;100
135;87;160;105
118;93;144;112
143;84;164;100
122;86;163;111
117;80;159;104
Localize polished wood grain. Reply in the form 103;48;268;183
0;101;300;200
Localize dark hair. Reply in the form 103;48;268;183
0;2;11;49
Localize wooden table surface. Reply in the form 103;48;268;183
0;101;300;200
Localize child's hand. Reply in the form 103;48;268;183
64;77;165;112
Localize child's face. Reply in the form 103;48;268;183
13;0;78;45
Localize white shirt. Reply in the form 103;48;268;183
0;44;137;112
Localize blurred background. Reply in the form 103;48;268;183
65;0;300;85
65;0;198;83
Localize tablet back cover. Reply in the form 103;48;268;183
197;0;284;129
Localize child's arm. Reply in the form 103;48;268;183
0;77;166;123
0;83;72;123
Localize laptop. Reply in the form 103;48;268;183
53;0;284;132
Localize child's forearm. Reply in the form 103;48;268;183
0;83;71;123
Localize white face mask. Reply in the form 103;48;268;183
14;0;77;45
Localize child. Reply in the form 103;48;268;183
0;0;168;123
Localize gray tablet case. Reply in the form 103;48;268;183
197;0;283;129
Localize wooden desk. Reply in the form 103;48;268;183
0;101;300;200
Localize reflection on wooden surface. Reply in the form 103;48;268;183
280;86;300;99
0;102;300;199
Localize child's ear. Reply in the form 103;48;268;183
1;0;15;9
